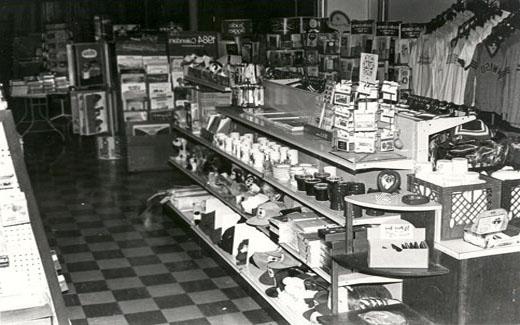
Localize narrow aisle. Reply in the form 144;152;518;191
25;136;280;325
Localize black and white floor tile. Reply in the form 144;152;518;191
25;135;282;325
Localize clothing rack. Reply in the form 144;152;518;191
485;10;520;45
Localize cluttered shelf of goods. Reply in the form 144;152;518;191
8;0;520;323
0;111;68;324
171;39;520;325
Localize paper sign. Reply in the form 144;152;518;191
379;224;414;240
359;53;378;83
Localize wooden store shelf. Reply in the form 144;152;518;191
165;202;311;325
216;107;416;171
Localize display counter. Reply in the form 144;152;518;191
0;110;68;324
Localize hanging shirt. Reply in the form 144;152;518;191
501;33;520;126
410;34;436;97
464;41;507;113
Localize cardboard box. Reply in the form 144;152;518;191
367;223;428;268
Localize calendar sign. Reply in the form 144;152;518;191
359;53;378;83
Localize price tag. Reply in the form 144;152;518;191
379;224;414;240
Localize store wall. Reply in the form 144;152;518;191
326;0;378;20
388;0;456;22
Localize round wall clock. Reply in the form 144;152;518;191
328;10;350;33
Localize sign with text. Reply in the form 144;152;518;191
222;19;252;37
400;23;424;39
376;22;401;37
167;31;219;57
359;53;378;83
351;20;374;35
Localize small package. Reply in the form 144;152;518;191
368;222;428;268
463;209;520;248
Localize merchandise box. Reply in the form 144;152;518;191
122;97;148;112
131;123;170;136
69;42;110;88
120;73;147;99
367;223;428;269
150;96;174;110
123;110;148;122
148;83;172;98
143;55;168;67
126;121;174;172
145;64;169;75
72;90;110;136
116;55;143;71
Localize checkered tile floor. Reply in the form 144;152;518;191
25;135;282;325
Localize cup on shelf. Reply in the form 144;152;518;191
314;183;329;201
323;166;337;177
304;178;320;196
288;149;299;165
295;174;310;191
314;172;331;182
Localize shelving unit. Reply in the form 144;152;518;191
216;107;416;171
0;111;68;324
167;86;483;323
171;124;345;225
168;156;402;286
165;201;312;325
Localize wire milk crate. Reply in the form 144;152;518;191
486;177;520;220
407;174;500;240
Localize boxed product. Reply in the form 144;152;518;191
121;73;146;99
150;96;174;111
367;222;428;268
148;83;172;98
116;55;143;71
463;209;520;249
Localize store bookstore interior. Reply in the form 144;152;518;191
7;0;520;324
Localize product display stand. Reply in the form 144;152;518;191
395;114;476;163
0;110;68;324
329;192;448;316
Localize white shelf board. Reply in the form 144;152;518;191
435;239;520;260
345;192;442;212
217;107;415;171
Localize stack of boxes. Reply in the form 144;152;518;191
44;24;71;76
332;80;399;154
274;212;335;270
145;57;174;113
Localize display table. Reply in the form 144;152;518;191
0;110;68;324
403;248;520;324
11;92;70;141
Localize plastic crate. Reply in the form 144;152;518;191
407;174;500;240
488;177;520;219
